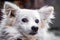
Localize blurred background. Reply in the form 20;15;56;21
0;0;60;36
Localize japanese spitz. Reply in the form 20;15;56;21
0;1;59;40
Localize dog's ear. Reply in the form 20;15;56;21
38;6;54;20
3;1;20;17
2;2;21;26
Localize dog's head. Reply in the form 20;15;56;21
3;2;54;35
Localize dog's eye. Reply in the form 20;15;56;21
35;19;39;23
22;18;28;22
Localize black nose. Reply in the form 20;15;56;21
17;38;22;40
31;26;38;32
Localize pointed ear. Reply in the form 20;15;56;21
4;1;20;10
3;1;20;17
38;6;54;20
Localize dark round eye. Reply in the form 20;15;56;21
22;18;28;22
35;19;39;23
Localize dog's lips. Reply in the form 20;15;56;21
29;31;37;35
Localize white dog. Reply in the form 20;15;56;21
0;1;59;40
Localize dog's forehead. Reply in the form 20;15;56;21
16;9;40;19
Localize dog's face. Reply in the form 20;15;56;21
2;2;54;35
15;10;40;35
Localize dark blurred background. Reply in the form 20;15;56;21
0;0;60;35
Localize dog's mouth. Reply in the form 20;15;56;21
29;31;37;35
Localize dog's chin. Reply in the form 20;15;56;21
29;31;37;35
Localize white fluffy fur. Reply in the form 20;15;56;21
0;1;60;40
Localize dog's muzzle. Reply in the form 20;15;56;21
29;26;38;35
